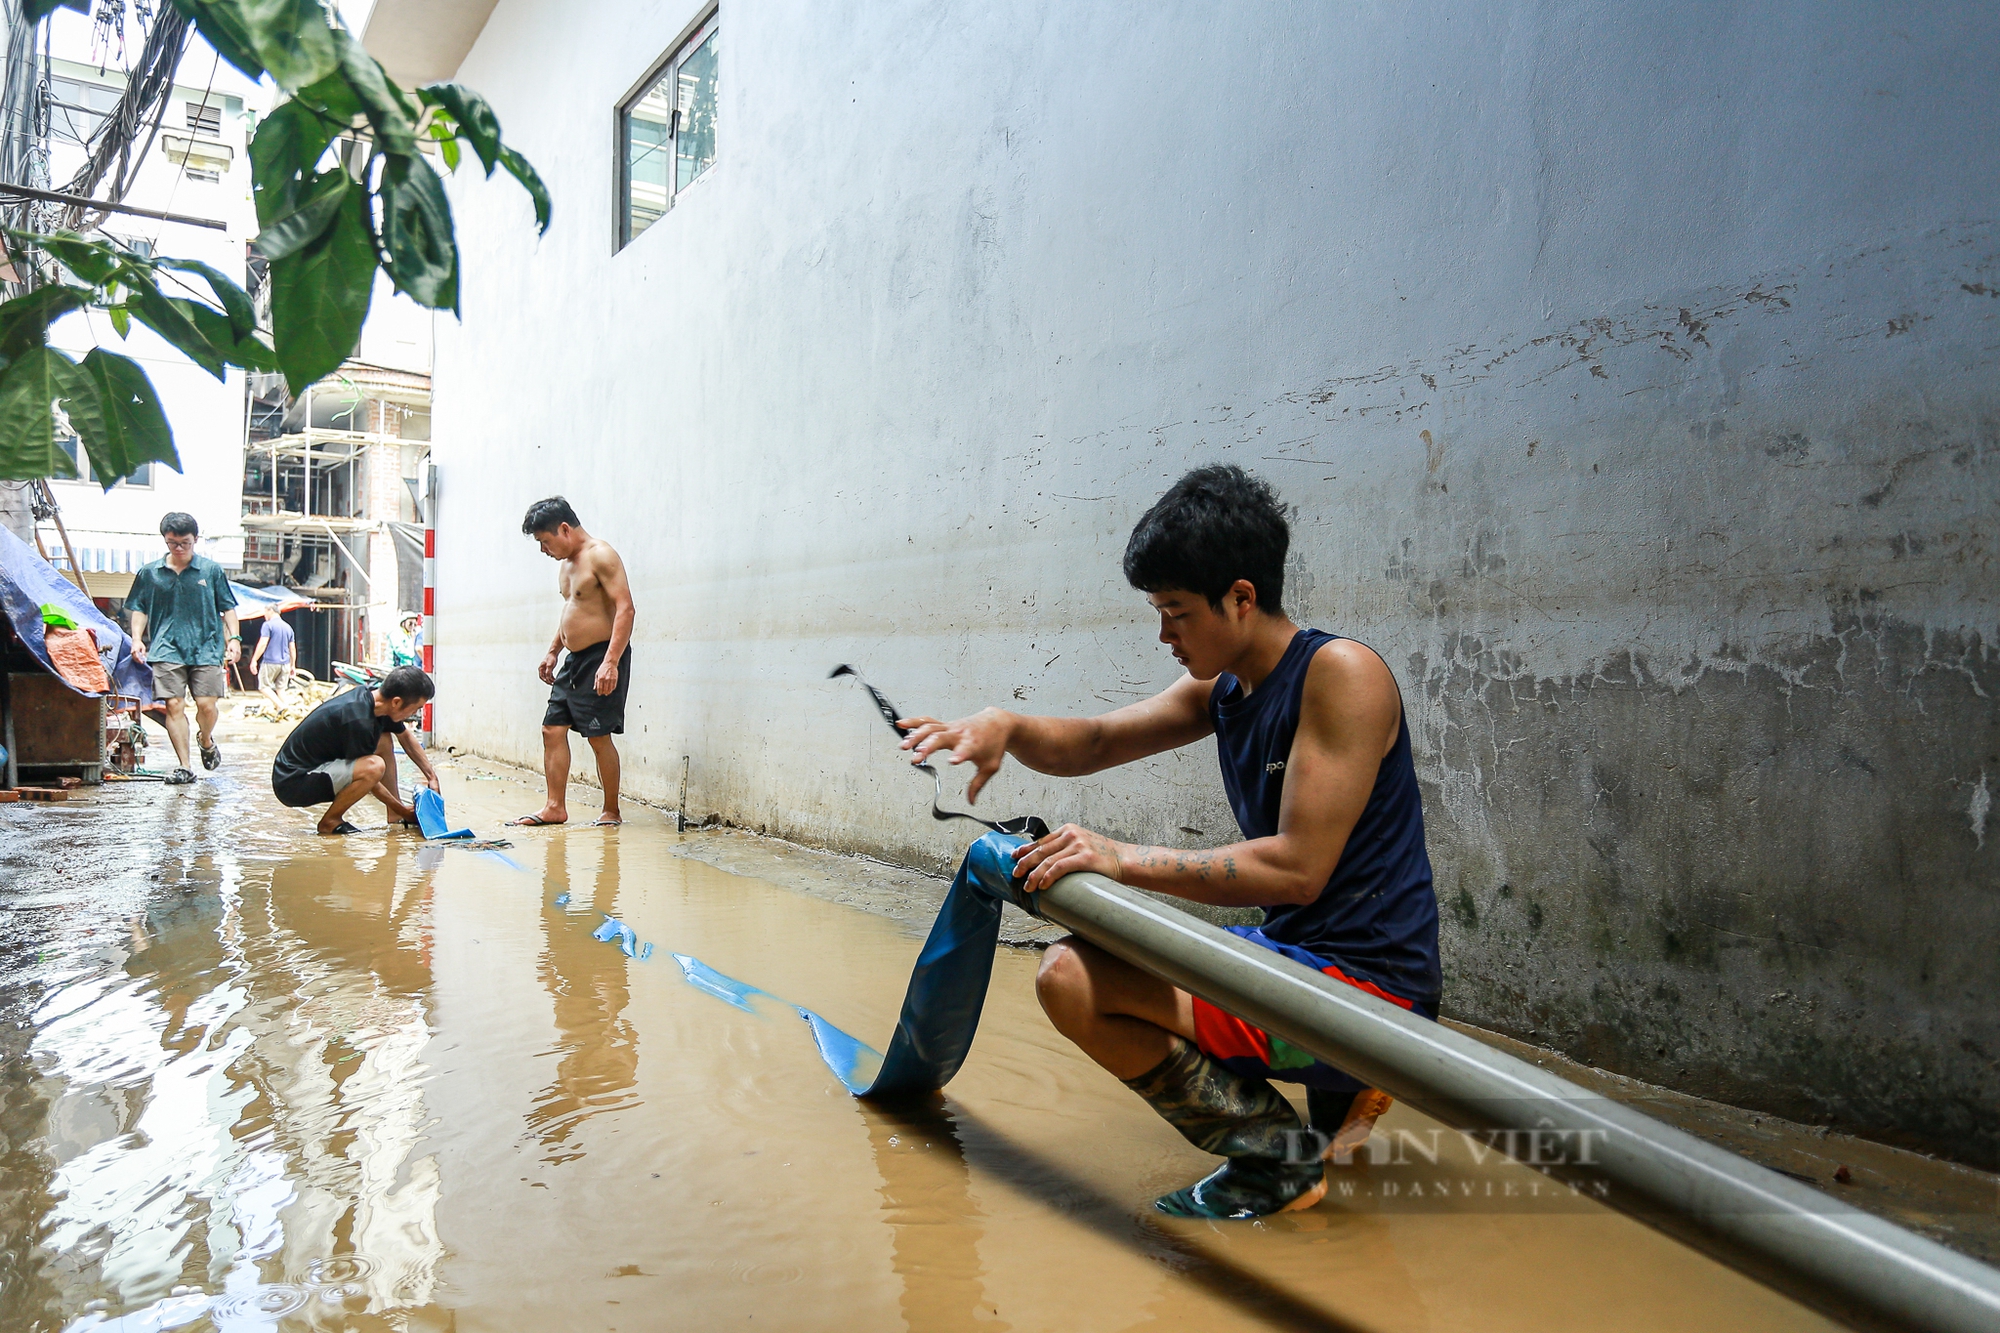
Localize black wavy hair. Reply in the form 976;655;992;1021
1122;464;1289;615
521;496;581;535
380;665;435;703
159;511;199;537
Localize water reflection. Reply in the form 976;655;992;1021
527;833;639;1161
861;1097;1010;1332
13;794;447;1328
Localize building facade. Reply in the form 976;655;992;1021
240;273;434;679
373;0;2000;1167
35;19;264;590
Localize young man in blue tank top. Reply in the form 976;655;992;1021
899;465;1442;1219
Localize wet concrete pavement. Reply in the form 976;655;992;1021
0;705;1865;1330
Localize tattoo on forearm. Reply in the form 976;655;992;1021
1139;845;1224;881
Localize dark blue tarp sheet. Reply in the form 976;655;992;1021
0;524;149;700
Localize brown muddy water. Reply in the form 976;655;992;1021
0;710;1841;1332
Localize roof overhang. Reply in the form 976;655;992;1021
360;0;499;87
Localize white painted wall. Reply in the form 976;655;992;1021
427;1;2000;1155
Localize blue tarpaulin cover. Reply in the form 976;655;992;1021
0;525;149;699
230;583;317;613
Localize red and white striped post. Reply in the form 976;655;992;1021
421;516;435;745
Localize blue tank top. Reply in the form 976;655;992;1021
1207;629;1442;1005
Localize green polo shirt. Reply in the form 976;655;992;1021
128;553;238;666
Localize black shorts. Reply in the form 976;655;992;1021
544;641;631;737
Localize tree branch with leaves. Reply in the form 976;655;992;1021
0;0;549;485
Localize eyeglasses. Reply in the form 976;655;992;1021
830;665;1049;839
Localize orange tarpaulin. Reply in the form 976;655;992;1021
43;625;111;694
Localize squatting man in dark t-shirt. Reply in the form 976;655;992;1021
898;465;1442;1220
270;665;443;835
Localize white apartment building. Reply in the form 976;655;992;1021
38;10;264;590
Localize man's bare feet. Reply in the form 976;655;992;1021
509;807;567;827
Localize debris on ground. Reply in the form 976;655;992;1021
239;678;341;723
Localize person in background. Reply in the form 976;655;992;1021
126;512;240;785
251;606;296;706
390;612;424;668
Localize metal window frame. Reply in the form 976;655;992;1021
614;5;719;251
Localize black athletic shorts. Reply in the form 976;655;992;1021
544;641;631;737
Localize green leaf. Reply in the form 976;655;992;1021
500;146;552;235
173;0;268;82
294;67;365;125
438;134;460;172
195;0;340;89
125;286;229;380
8;229;122;285
159;257;257;342
0;284;88;363
182;302;280;373
269;184;375;394
250;98;344;228
335;28;417;155
74;349;179;487
0;346;80;482
379;153;457;311
25;1;87;22
418;82;503;176
252;168;349;261
108;305;129;338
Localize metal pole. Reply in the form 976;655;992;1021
420;461;434;744
2;665;16;789
1031;871;2000;1333
37;480;83;589
0;181;227;230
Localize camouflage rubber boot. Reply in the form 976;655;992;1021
1122;1038;1325;1219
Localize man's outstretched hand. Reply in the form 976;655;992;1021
897;707;1013;804
1011;823;1126;892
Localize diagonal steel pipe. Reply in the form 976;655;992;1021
1031;870;2000;1333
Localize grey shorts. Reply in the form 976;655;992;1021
273;758;356;808
151;661;226;701
257;663;294;692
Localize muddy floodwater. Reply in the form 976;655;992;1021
0;711;1840;1332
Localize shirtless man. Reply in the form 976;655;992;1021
511;497;637;827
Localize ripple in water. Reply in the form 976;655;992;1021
305;1254;375;1284
209;1283;308;1318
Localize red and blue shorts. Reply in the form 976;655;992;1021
1190;927;1437;1093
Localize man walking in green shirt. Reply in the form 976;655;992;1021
127;512;241;785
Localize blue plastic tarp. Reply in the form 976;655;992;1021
0;524;149;700
413;787;472;840
230;583;317;613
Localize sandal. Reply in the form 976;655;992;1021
590;815;623;827
319;820;363;836
508;814;566;827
